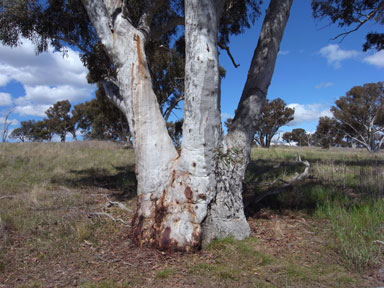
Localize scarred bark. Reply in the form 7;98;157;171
81;0;293;251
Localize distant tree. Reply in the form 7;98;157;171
10;120;52;142
1;109;13;143
32;120;53;142
330;82;384;152
312;0;384;51
45;100;75;142
73;84;130;142
254;98;294;148
10;120;34;142
282;131;292;145
313;116;344;148
283;128;311;146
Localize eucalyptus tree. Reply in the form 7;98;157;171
331;82;384;152
45;100;75;142
253;98;295;148
313;116;344;149
0;0;293;251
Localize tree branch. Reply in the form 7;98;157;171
81;0;113;52
88;212;129;226
150;17;185;41
138;0;168;38
104;195;131;212
163;96;185;121
332;2;384;41
227;0;293;146
100;79;126;114
250;155;310;205
218;43;240;68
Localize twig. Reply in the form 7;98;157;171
373;240;384;246
105;196;132;212
88;212;129;226
218;43;240;68
331;2;384;42
0;195;14;200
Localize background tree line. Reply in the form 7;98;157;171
10;84;130;143
9;81;384;153
283;82;384;152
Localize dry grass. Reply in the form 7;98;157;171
0;142;383;287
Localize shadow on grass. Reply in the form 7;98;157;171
51;165;137;200
243;157;352;217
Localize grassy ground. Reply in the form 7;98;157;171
0;142;383;287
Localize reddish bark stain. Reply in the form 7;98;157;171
135;34;144;70
198;194;207;200
132;215;144;245
160;226;172;250
184;186;193;201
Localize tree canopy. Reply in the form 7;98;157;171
331;82;384;152
312;0;384;51
313;116;344;148
45;100;76;142
283;128;312;147
253;98;295;148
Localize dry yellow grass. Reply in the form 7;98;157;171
0;141;382;287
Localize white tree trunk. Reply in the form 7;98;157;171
203;0;293;244
82;0;293;251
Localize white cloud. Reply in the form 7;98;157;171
14;104;51;117
0;38;95;117
0;74;10;87
363;50;384;68
315;82;334;89
287;103;332;126
0;92;12;106
278;50;290;56
0;116;18;126
319;44;359;68
15;85;91;106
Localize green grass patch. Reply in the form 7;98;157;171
317;198;384;271
155;268;176;279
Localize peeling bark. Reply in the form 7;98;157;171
81;0;293;251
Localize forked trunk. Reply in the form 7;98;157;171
82;0;293;251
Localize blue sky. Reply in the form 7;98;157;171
0;1;383;140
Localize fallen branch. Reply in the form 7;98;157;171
104;196;131;212
88;212;129;226
373;240;384;246
0;195;14;200
249;154;311;205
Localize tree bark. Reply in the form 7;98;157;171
202;0;293;245
81;0;293;251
